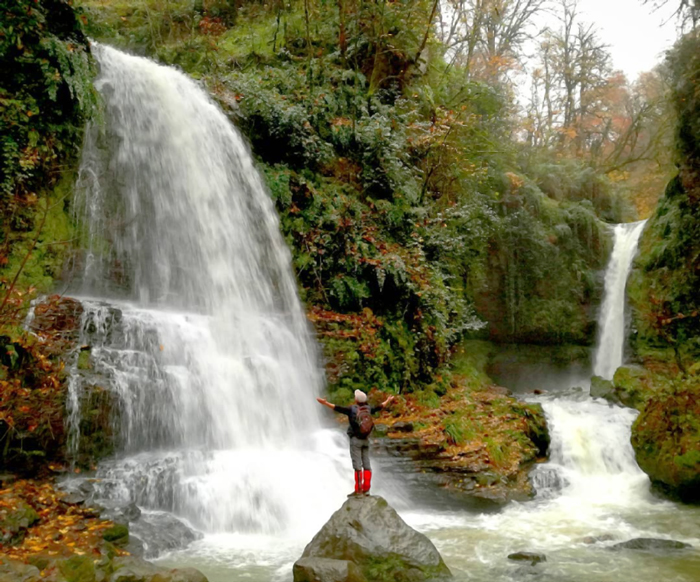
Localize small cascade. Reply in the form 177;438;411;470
532;398;650;504
65;43;349;540
592;221;647;380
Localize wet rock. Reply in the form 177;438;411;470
611;365;654;411
390;422;414;433
109;557;208;582
57;555;95;582
631;385;700;503
589;376;614;400
612;538;692;552
0;558;41;582
507;552;546;564
103;523;129;547
582;534;614;544
295;495;451;582
61;491;88;506
103;501;142;523
0;502;40;546
128;513;201;559
293;558;367;582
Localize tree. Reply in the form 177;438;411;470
643;0;699;28
439;0;549;83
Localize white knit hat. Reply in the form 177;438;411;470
354;390;368;403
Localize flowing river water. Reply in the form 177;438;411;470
61;46;700;581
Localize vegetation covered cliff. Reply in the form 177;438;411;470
71;0;671;400
627;31;700;502
0;0;96;471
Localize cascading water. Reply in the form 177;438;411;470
593;221;647;380
65;43;352;546
398;221;700;582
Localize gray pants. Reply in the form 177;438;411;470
349;436;371;471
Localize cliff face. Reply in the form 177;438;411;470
627;33;700;503
629;33;700;368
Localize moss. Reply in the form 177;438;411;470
58;555;97;582
77;348;91;371
631;378;700;503
363;554;450;582
102;523;129;545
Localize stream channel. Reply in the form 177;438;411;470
59;45;700;582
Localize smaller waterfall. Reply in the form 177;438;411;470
533;398;650;504
593;221;647;380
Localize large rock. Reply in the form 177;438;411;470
631;383;700;503
295;495;451;582
611;365;655;410
612;538;692;552
293;558;367;582
0;559;41;582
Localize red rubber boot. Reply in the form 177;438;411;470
348;470;363;497
362;470;372;495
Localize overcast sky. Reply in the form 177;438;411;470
564;0;679;80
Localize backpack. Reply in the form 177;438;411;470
355;404;374;438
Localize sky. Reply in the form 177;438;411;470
566;0;679;80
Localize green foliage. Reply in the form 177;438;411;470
629;33;700;365
631;376;700;502
78;0;618;392
0;0;95;198
1;0;94;321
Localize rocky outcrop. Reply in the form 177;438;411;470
294;495;451;582
376;396;550;508
0;554;208;582
590;365;656;410
631;382;700;503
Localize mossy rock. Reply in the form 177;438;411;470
298;495;451;581
611;365;655;410
0;503;39;546
590;375;614;400
58;556;96;582
631;382;700;503
103;523;129;546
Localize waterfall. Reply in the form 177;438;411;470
592;221;647;380
66;43;348;538
529;221;651;503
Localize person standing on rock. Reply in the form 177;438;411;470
317;390;395;496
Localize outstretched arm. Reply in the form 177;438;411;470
381;395;395;408
316;397;336;410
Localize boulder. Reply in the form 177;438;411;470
507;552;546;564
293;558;367;582
295;495;451;582
390;422;414;434
612;538;692;552
0;502;39;546
109;557;208;582
0;559;41;582
611;365;654;410
589;376;614;400
631;384;700;503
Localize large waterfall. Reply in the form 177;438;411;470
67;44;348;541
592;221;647;380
